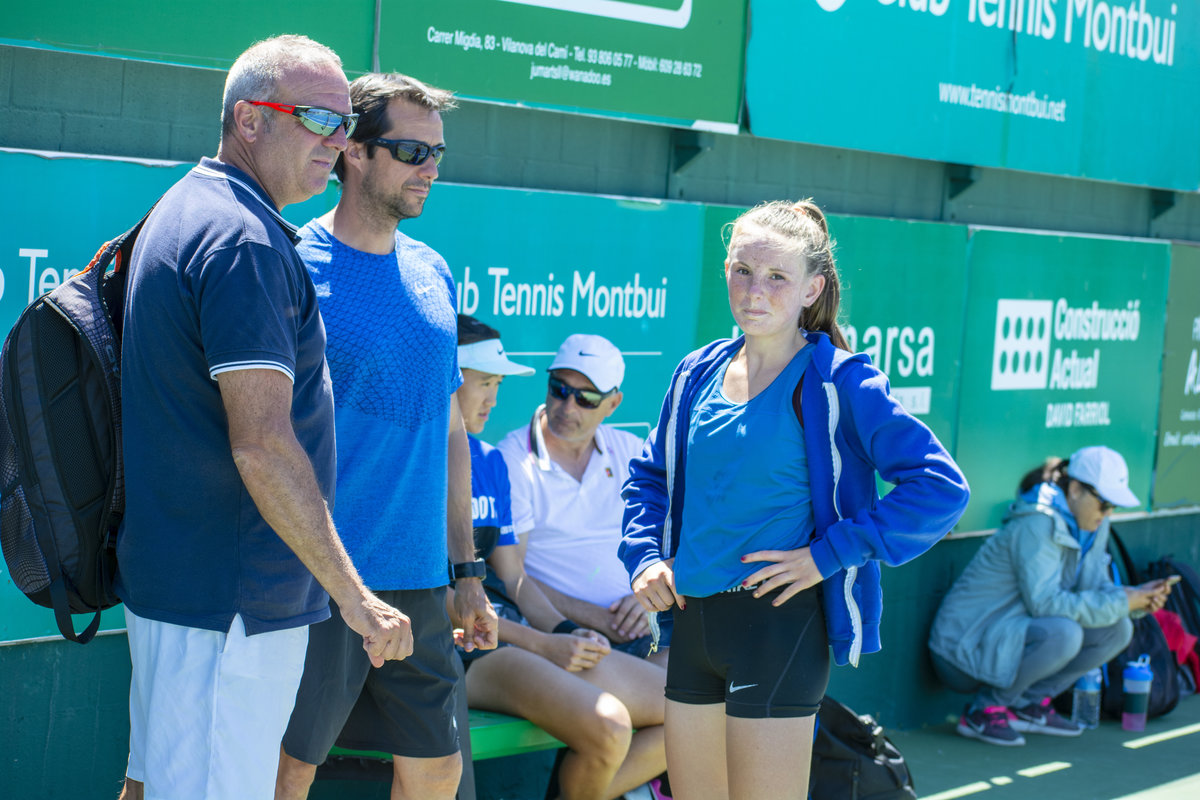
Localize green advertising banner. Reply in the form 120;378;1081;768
0;152;191;334
2;0;747;129
955;229;1170;530
405;186;706;443
834;217;968;453
1153;244;1200;509
0;150;705;642
695;205;743;345
745;0;1200;191
1;1;378;72
0;150;1186;639
381;0;745;127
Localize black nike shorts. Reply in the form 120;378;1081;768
665;584;830;718
282;587;461;762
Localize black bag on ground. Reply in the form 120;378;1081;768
1098;529;1183;719
810;696;916;800
0;214;148;643
1100;612;1182;719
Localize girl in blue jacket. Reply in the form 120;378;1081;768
619;199;969;799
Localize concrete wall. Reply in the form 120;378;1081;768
2;44;1198;243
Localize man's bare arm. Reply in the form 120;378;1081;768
218;368;411;665
526;574;634;642
447;394;498;651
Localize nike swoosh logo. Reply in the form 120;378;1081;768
729;682;758;694
415;284;436;294
578;351;597;356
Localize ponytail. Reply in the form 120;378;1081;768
1017;457;1068;495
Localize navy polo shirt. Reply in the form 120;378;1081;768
115;158;335;635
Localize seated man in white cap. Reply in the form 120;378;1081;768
928;445;1174;747
498;334;665;663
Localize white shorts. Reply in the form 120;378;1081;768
125;608;309;800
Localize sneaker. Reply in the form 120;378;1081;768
956;705;1026;746
1009;698;1083;737
649;777;673;800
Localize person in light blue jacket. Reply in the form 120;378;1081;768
619;199;969;800
928;448;1172;747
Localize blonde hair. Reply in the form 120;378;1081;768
724;199;849;350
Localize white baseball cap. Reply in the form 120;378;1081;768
548;334;625;393
1067;446;1140;508
457;338;535;377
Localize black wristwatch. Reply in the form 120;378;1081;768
450;559;487;580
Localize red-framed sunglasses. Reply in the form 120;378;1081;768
247;101;358;137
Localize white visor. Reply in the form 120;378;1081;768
458;339;535;377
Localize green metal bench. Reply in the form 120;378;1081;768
327;709;565;763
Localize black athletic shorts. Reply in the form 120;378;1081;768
666;584;829;718
282;587;461;763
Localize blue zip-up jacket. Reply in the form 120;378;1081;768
619;332;970;666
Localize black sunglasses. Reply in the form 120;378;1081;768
366;138;446;166
548;375;613;410
1080;483;1115;513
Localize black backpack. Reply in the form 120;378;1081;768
1099;530;1183;719
0;214;148;643
1099;613;1182;720
810;697;916;800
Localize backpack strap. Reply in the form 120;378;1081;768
792;375;804;428
50;581;102;643
1108;525;1141;585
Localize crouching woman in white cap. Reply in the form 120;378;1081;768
929;446;1174;747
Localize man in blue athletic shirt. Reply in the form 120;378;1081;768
117;36;411;800
277;72;498;800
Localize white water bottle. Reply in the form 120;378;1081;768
1072;668;1102;729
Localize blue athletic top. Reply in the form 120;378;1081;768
299;220;462;591
622;333;970;667
469;435;519;558
118;159;335;634
674;345;814;597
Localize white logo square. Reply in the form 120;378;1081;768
991;300;1052;390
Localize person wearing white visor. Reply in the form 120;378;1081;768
930;446;1176;747
452;315;669;800
456;322;535;433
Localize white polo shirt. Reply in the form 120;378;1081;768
497;406;645;607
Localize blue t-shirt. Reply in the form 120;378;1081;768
299;221;461;590
117;158;335;634
675;345;814;597
469;435;518;558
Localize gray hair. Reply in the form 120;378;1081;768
220;35;343;136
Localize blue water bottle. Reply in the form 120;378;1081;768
1072;667;1102;729
1121;655;1153;732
